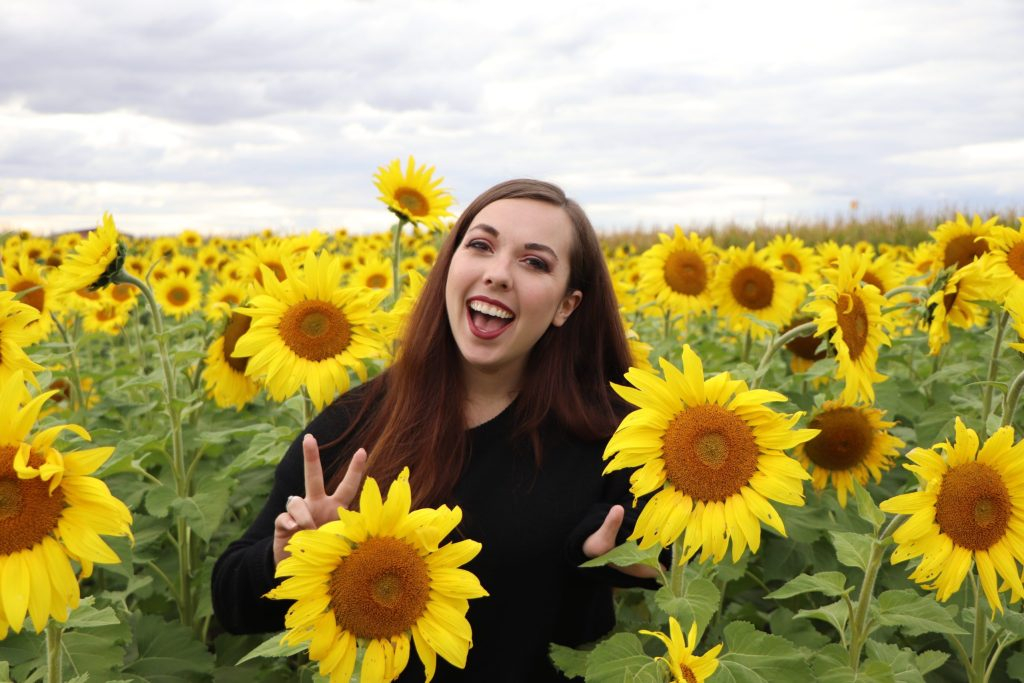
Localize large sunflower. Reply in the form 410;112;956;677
267;467;487;683
52;212;125;293
233;250;389;409
979;218;1024;302
709;245;804;340
637;227;717;319
931;213;1002;272
202;312;260;410
795;400;904;507
879;418;1024;612
766;233;821;287
603;345;817;563
803;253;894;404
154;272;202;320
0;291;44;386
0;371;132;636
639;617;722;683
3;254;55;345
373;156;455;232
924;260;992;356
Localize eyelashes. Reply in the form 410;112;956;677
463;240;551;272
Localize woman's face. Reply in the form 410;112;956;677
444;198;582;379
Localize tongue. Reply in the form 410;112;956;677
472;310;511;332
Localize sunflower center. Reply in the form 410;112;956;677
861;272;885;294
255;262;288;286
680;665;698;683
1006;243;1024;280
11;281;45;313
222;312;252;373
780;253;801;273
835;292;868;361
662;404;760;502
804;407;873;471
167;286;191;306
96;306;118;322
730;266;774;310
934;462;1011;551
75;287;100;301
328;536;431;640
278;299;351;362
943;235;988;270
110;283;135;303
0;445;66;555
366;273;388;289
784;319;827;361
395;188;429;217
663;251;708;296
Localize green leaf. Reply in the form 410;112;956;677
766;572;849;600
914;651;949;676
830;531;874;571
864;641;925;683
768;608;831;650
171;475;233;541
62;620;133;680
145;484;175;518
122;614;215;681
654;578;720;631
236;631;308;665
811;644;895;683
795;599;850;637
584;632;660;683
65;600;123;629
995;607;1024;637
580;540;663;570
851;480;885;532
549;643;590;678
1007;650;1024;682
874;590;968;636
715;621;812;683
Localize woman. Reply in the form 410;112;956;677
212;179;652;681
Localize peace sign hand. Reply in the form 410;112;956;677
273;434;368;565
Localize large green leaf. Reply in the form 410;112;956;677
580;541;663;571
584;633;661;683
236;632;309;665
714;621;812;683
811;644;895;683
121;614;215;682
766;571;848;600
549;643;590;679
873;590;968;636
795;599;850;638
830;531;874;572
863;641;926;683
654;578;720;631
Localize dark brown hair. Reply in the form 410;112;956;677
326;179;632;506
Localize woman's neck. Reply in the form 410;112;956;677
461;361;523;428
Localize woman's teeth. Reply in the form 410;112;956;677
468;301;513;319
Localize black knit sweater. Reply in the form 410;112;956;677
211;387;649;681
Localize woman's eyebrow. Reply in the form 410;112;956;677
468;224;560;262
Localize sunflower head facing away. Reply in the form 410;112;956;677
268;467;487;683
879;418;1024;613
604;345;817;564
53;212;126;293
374;156;455;232
639;617;722;683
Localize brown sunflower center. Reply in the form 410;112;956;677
803;407;874;471
0;444;66;555
662;404;760;502
730;266;774;310
861;271;885;294
222;312;252;373
663;251;708;296
75;287;100;301
943;235;988;270
784;319;827;361
255;261;287;286
835;292;868;361
278;299;351;361
96;306;118;322
11;281;45;313
366;273;388;289
395;188;429;217
680;664;698;683
780;253;801;273
934;461;1011;551
328;536;431;639
110;283;135;303
167;286;191;306
1006;243;1024;280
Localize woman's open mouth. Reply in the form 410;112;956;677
467;299;515;339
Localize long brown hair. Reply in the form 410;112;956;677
326;179;632;506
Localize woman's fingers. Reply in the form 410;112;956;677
583;505;624;558
286;495;316;530
302;434;326;499
273;512;298;565
331;448;368;509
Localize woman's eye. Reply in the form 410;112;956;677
524;256;549;272
465;239;490;251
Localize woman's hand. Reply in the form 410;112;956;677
582;504;660;579
273;434;368;565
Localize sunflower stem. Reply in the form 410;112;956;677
45;620;63;683
663;310;673;342
883;285;928;299
1001;368;1024;427
752;321;818;389
970;573;989;683
980;311;1010;440
391;218;407;304
741;330;752;364
669;537;686;596
848;514;902;671
50;313;85;414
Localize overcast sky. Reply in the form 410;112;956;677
1;0;1022;236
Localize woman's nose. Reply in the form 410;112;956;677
483;260;511;289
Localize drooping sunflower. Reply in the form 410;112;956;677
2;254;55;345
639;617;722;683
202;312;261;409
267;467;487;683
0;291;44;386
154;272;202;320
803;253;894;404
373;156;455;232
931;213;1002;273
924;260;992;356
879;418;1024;612
710;244;805;340
637;227;717;319
233;250;389;409
0;371;132;636
795;400;904;507
52;212;125;293
603;345;817;563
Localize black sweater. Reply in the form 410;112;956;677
211;388;649;681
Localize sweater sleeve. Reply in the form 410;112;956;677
210;399;357;634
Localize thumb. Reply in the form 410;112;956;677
583;505;625;559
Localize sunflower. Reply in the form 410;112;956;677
795;400;904;507
52;213;125;293
803;253;894;404
349;255;393;292
637;227;717;319
710;244;805;340
979;218;1024;302
81;299;130;336
0;291;44;386
603;345;816;563
202;312;261;409
924;261;992;356
153;272;202;320
267;467;487;683
931;213;1002;272
3;254;55;345
766;233;821;287
237;240;296;288
203;280;248;322
879;418;1024;612
781;317;828;377
639;617;722;683
233;250;389;409
373;156;455;231
0;371;132;636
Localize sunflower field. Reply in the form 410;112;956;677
1;159;1024;683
